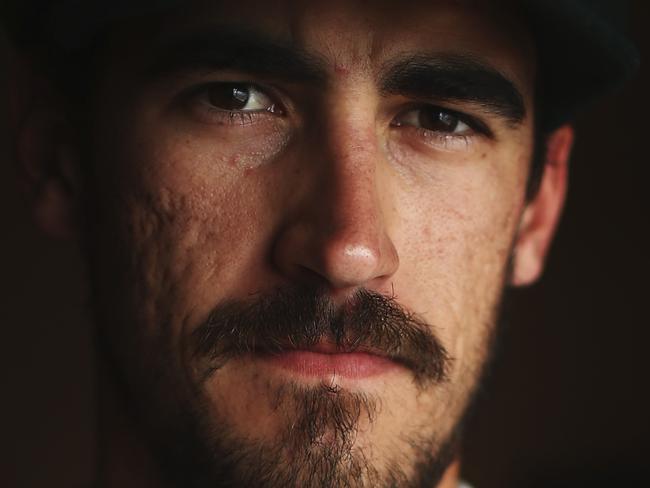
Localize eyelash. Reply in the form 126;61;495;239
396;104;490;133
183;82;284;127
387;105;493;154
205;109;261;126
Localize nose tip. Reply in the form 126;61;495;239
317;235;398;289
272;193;400;292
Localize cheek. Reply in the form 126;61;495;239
88;121;284;341
393;145;527;276
389;144;530;375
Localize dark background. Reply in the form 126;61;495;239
1;2;648;487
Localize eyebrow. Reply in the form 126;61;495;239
147;28;327;84
380;55;527;125
148;30;526;125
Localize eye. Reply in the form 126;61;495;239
201;82;282;114
393;106;473;135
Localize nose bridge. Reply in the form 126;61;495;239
317;92;394;253
323;112;382;234
272;97;399;292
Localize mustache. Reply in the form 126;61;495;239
192;286;451;386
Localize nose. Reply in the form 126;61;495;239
272;122;399;294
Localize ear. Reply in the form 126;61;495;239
9;53;83;240
510;124;574;286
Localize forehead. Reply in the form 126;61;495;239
108;0;536;93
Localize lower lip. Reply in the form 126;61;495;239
260;350;399;379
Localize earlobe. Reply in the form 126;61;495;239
510;124;574;287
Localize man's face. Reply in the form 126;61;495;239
80;0;537;486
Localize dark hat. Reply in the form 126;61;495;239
522;0;640;128
1;0;640;129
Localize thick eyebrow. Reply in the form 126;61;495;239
380;55;527;125
146;28;327;84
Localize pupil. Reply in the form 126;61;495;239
207;83;250;110
232;87;249;104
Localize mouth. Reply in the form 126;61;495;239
257;341;402;380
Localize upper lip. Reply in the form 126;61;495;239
256;340;425;379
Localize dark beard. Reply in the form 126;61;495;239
151;380;460;488
95;286;475;488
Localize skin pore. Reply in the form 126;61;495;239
13;0;573;487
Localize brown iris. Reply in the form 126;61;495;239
206;83;251;110
417;108;462;132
